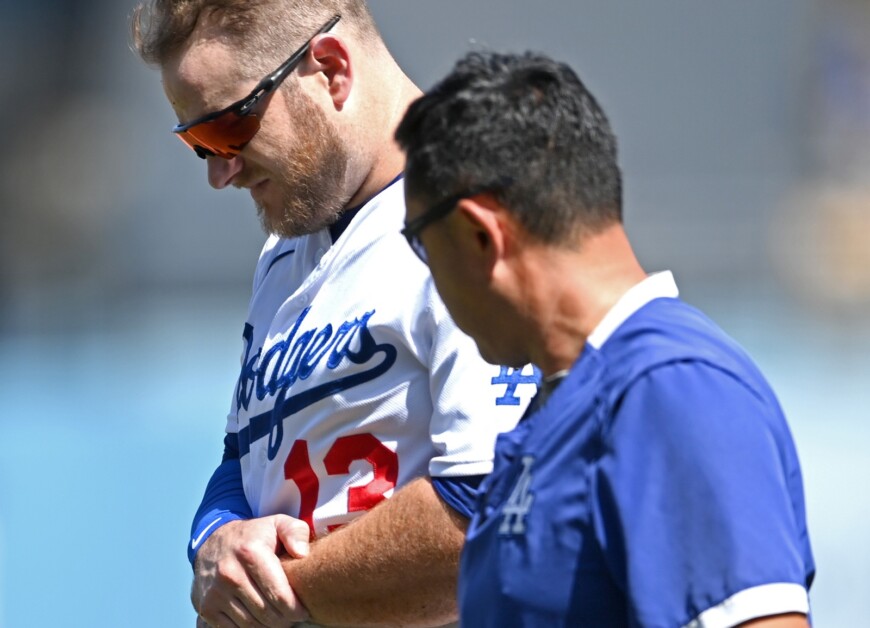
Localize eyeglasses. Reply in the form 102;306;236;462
401;181;509;264
172;14;341;160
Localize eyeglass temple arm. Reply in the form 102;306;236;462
257;15;341;94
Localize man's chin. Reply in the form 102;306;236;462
478;343;528;370
255;202;285;238
257;204;319;240
253;189;345;239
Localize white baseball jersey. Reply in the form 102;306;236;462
227;177;537;537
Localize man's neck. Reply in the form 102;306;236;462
524;225;647;377
344;74;422;210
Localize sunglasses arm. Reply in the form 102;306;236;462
266;15;341;86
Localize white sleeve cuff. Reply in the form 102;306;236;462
683;582;809;628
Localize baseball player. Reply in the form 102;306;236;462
396;51;815;627
132;2;538;627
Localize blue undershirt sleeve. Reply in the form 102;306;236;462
432;474;486;519
188;433;254;568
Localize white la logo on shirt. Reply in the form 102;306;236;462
499;455;535;535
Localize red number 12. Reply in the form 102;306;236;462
283;433;399;539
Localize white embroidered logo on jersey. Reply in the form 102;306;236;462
234;306;398;460
500;455;535;535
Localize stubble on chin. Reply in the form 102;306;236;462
257;155;350;239
255;187;345;240
255;201;275;237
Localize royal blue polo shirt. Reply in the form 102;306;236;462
459;272;814;627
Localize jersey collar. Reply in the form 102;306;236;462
328;173;405;244
586;271;679;350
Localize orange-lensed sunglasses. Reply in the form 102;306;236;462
172;14;341;159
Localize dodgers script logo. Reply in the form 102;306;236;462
235;307;398;460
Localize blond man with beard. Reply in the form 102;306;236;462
132;3;536;627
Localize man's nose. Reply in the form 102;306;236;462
207;155;244;189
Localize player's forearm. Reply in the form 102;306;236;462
740;613;810;628
281;477;467;627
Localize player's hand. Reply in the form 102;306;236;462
192;515;311;627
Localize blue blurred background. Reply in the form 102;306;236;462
1;1;869;625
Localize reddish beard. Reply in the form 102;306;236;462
256;92;351;239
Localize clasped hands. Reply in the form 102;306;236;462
192;515;311;628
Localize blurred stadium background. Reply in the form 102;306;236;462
1;0;868;625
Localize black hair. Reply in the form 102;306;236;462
396;51;622;242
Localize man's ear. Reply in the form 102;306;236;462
305;34;352;110
455;195;509;273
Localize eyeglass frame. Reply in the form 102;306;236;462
401;180;511;264
172;14;341;159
